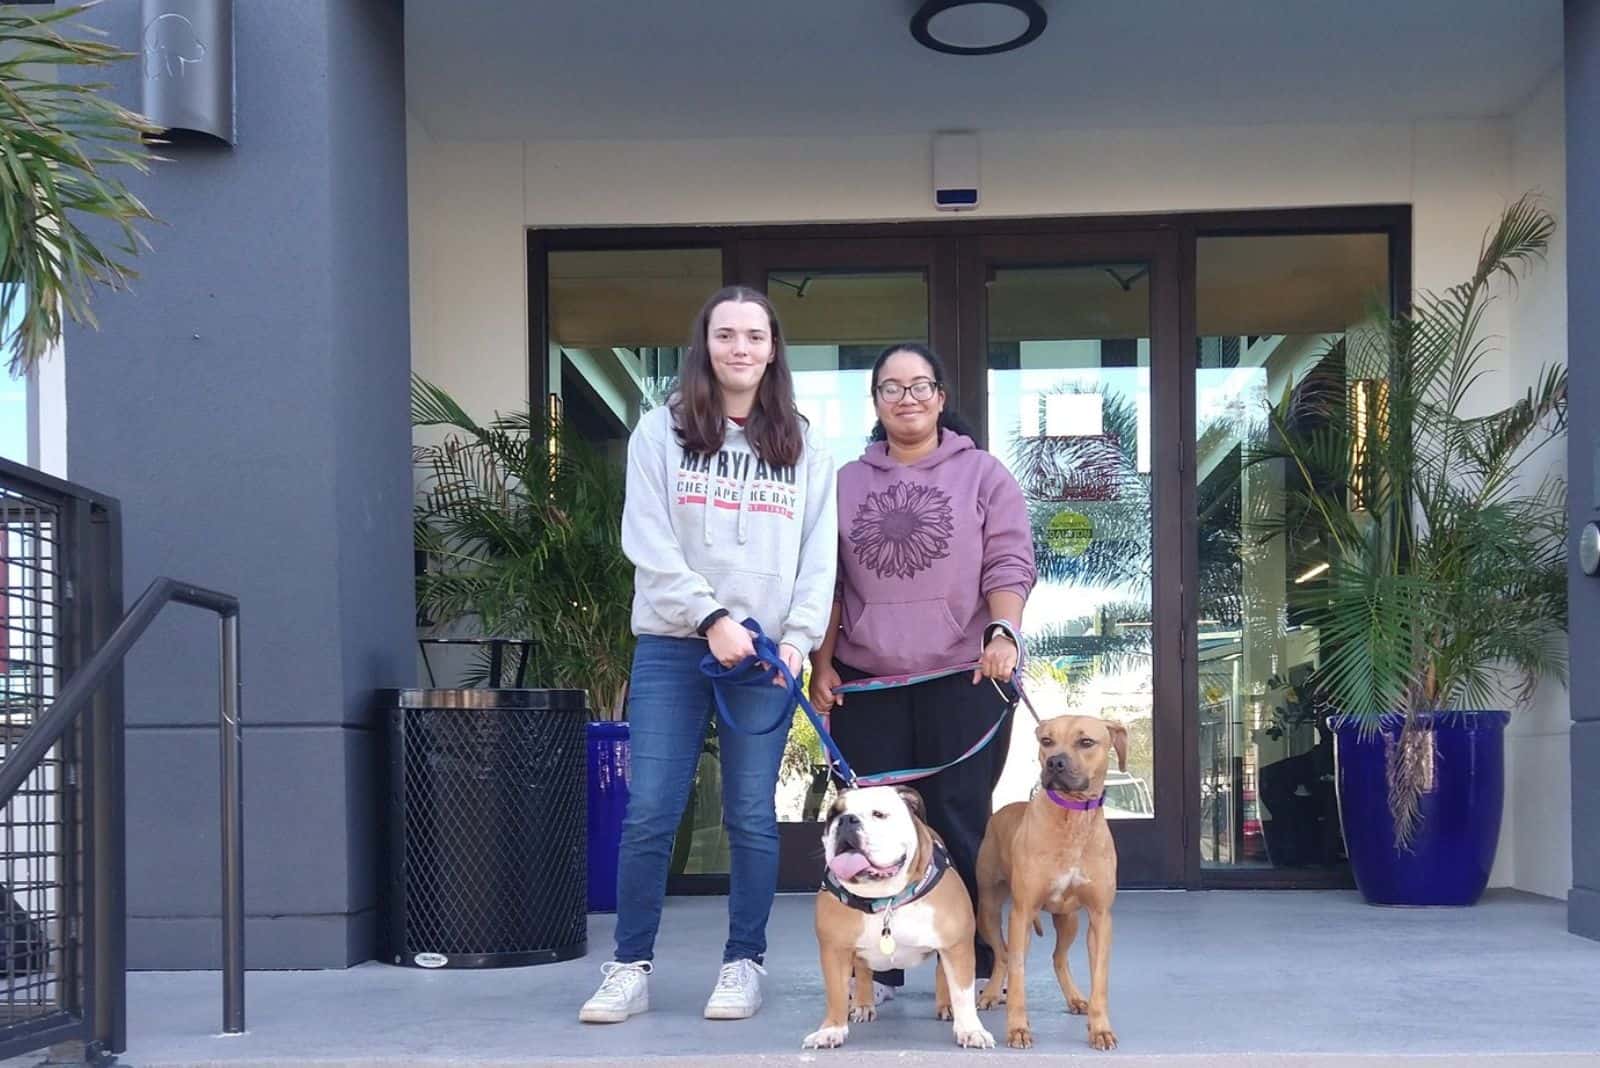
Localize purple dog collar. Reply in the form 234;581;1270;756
1046;789;1105;811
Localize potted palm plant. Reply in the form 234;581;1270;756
1245;193;1567;905
411;375;635;912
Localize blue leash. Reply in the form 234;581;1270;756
697;619;1019;789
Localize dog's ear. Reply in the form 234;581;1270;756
825;793;848;825
1107;722;1128;771
895;786;927;823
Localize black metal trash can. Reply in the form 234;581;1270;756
380;687;588;968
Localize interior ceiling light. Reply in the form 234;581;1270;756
910;0;1048;56
1294;561;1331;585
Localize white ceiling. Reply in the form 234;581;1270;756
405;0;1564;142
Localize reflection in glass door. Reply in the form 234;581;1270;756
738;239;949;889
1193;232;1390;877
771;268;929;858
969;234;1183;884
771;268;929;472
985;264;1157;817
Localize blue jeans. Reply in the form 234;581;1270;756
613;634;791;964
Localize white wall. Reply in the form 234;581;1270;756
30;337;66;478
410;117;1523;421
1496;69;1571;900
408;106;1572;897
407;114;527;428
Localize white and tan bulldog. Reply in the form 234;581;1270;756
802;784;995;1051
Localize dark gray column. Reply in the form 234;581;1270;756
1566;0;1600;943
63;1;413;967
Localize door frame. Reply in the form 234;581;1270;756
957;227;1186;885
527;205;1412;893
734;226;1187;886
734;235;959;365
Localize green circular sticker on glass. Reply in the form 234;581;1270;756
1046;510;1093;557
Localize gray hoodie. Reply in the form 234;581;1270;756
622;405;838;656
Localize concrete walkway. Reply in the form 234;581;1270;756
27;890;1600;1066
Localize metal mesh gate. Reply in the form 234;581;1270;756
0;474;81;1043
382;688;588;968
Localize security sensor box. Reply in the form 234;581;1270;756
933;132;979;212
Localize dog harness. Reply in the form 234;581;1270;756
820;838;952;915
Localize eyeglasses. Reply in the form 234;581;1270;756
874;379;940;402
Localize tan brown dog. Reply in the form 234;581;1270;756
974;714;1127;1051
804;785;995;1051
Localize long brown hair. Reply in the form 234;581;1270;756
671;285;804;466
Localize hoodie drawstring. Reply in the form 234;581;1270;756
736;474;749;545
703;423;753;546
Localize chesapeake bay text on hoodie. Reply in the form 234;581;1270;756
621;405;838;657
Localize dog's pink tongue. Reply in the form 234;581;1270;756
828;852;872;881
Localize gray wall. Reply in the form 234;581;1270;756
1566;0;1600;942
63;1;413;967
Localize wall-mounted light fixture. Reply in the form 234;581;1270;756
141;0;235;145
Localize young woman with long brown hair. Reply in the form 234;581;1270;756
580;286;837;1024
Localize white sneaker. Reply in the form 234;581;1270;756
703;959;766;1020
578;960;652;1024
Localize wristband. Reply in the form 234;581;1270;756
983;620;1023;658
697;608;730;637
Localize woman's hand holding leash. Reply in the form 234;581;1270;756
708;617;801;690
974;596;1025;684
707;615;757;668
809;659;843;730
775;642;804;689
973;631;1018;683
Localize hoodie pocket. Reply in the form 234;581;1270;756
849;599;965;668
699;568;783;623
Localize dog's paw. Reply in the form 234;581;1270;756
802;1024;848;1049
1007;1023;1034;1049
1067;994;1089;1015
976;983;1006;1010
955;1023;996;1049
935;1002;952;1022
1088;1019;1118;1051
848;1005;876;1024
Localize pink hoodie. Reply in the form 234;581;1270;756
832;432;1037;676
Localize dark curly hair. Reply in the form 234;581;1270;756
868;342;982;446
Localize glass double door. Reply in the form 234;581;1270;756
738;232;1186;888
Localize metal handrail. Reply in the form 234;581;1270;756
0;576;245;1036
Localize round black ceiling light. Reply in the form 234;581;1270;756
910;0;1048;56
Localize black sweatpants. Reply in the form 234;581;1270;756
828;659;1017;986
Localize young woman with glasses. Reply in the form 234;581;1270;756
808;342;1036;999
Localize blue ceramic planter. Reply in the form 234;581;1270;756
1331;710;1508;906
586;721;630;913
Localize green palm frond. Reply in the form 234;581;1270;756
1301;557;1435;724
1236;193;1567;845
0;2;160;375
411;374;484;432
412;374;634;718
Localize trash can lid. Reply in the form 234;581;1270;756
377;688;590;712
